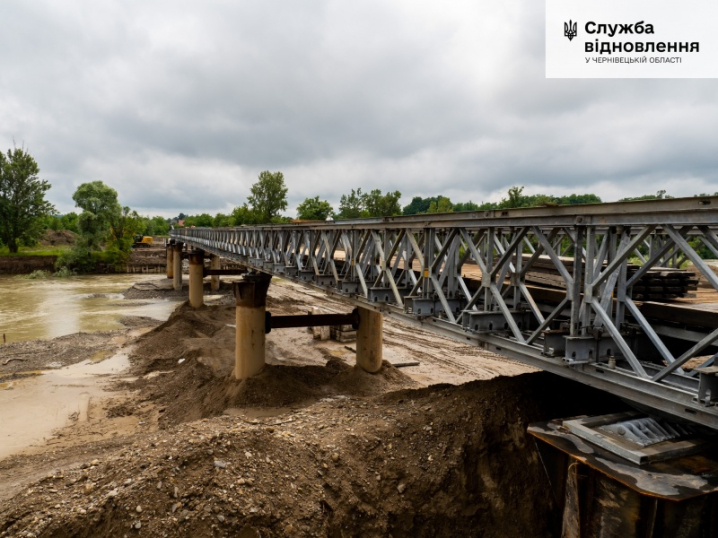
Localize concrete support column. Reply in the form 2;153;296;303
188;250;205;308
173;243;183;291
166;245;174;279
210;254;221;292
356;307;383;373
233;273;272;379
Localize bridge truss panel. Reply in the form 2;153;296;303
172;197;718;429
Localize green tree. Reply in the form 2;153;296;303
363;189;402;217
453;201;481;212
427;196;453;214
501;186;525;209
532;194;559;207
144;215;170;236
297;196;333;220
109;206;144;253
403;196;437;215
0;147;55;252
44;215;62;231
72;181;121;250
336;188;365;219
184;213;214;227
56;181;124;272
248;171;288;223
60;212;80;233
336;188;402;219
559;193;602;205
213;213;232;227
231;204;260;225
619;190;672;202
403;195;461;215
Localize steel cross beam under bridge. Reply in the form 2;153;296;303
171;196;718;429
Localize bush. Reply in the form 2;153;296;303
53;266;76;278
55;244;129;273
24;269;50;279
55;246;94;273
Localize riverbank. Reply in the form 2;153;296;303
0;256;58;275
0;277;627;537
0;250;167;275
0;229;167;274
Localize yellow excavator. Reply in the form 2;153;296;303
132;234;153;248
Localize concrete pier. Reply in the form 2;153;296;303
356;307;383;373
210;254;220;292
166;245;174;279
188;250;205;308
172;243;183;291
233;273;272;379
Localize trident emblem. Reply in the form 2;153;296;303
564;20;577;41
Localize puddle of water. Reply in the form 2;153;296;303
0;352;130;460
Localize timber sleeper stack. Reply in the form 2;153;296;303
517;255;698;302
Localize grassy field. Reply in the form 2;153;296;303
0;245;71;257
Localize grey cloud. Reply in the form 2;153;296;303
1;0;717;218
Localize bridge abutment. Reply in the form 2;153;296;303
188;250;205;308
172;243;183;291
356;307;383;373
233;273;272;380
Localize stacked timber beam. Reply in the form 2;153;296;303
630;269;699;301
520;255;698;302
330;323;357;342
304;307;358;342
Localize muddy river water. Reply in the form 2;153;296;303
0;274;180;459
0;274;177;343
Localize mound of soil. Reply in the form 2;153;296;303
40;229;76;247
0;372;626;537
129;302;418;427
151;357;416;428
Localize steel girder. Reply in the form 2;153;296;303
171;196;718;429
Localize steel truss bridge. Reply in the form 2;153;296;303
171;196;718;430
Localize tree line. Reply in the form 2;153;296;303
2;145;716;270
401;187;604;215
181;185;608;226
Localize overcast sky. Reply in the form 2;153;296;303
2;1;717;217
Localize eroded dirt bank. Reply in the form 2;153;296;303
0;279;627;537
1;372;626;538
